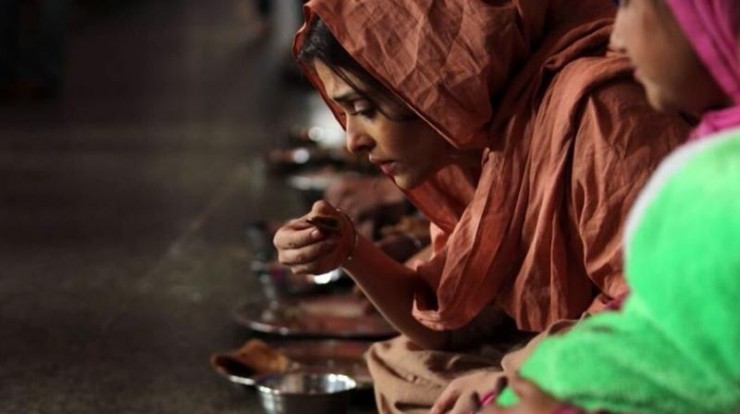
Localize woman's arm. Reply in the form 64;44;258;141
273;200;452;349
343;236;451;349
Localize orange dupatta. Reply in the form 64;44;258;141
294;0;688;331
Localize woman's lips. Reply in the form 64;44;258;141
369;157;398;175
378;161;397;175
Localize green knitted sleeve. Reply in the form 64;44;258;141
497;131;740;414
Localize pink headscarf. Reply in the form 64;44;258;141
665;0;740;139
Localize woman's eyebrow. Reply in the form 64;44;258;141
332;91;363;103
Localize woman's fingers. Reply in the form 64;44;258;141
277;238;337;266
273;201;357;274
273;217;338;274
310;199;338;216
273;220;324;250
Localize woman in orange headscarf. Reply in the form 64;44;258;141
273;0;689;412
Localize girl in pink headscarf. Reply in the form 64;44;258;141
464;0;740;412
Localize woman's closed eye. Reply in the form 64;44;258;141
348;99;377;118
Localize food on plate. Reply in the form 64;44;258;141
211;339;291;378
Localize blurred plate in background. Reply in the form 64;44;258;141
212;339;374;389
233;294;396;340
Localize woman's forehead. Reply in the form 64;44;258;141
313;62;365;97
316;62;398;105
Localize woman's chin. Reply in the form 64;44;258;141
392;174;423;191
646;89;676;113
643;83;685;114
651;95;690;115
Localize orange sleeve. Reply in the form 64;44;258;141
569;79;689;310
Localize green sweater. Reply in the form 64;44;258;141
498;129;740;413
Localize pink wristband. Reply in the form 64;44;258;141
478;389;497;407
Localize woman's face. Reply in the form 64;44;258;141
314;61;455;190
611;0;729;114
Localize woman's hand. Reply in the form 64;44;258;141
273;200;356;275
431;371;505;414
480;374;567;414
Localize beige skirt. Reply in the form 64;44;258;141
366;314;577;414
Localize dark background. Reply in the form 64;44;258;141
0;1;373;412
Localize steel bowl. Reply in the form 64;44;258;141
256;372;357;414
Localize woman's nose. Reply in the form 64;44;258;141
610;14;626;52
345;117;374;154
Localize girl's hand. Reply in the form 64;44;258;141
273;200;356;275
480;374;567;414
431;371;505;414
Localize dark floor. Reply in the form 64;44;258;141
0;1;374;413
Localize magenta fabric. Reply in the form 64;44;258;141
665;0;740;139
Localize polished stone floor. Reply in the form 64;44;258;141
0;1;374;413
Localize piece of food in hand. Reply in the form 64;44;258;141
211;339;291;378
307;215;341;234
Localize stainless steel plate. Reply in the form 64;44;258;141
233;294;396;339
213;339;374;389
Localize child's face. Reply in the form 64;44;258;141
611;0;729;115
